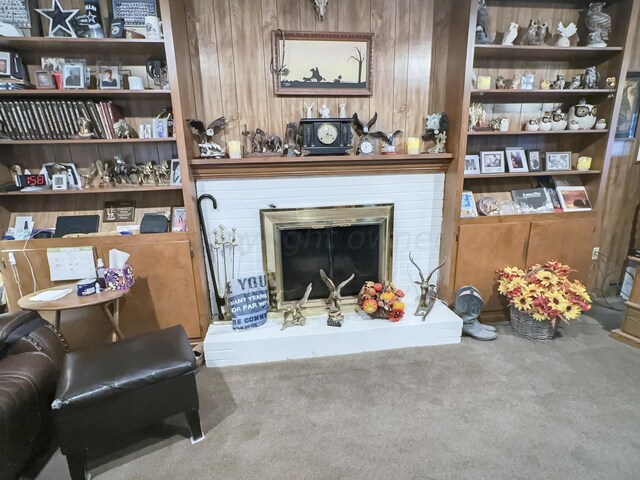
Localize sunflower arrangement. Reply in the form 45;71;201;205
497;261;591;327
357;281;406;322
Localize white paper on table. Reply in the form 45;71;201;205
47;247;96;281
29;289;73;302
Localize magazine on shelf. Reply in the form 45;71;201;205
511;188;554;214
556;186;593;212
460;191;478;217
552;175;583;188
474;192;519;216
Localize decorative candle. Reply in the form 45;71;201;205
577;156;592;171
228;140;242;159
407;137;420;155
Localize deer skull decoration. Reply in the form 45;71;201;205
313;0;328;22
409;253;447;320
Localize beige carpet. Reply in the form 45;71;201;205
28;306;640;480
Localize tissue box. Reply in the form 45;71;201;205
105;264;135;291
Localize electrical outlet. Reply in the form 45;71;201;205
592;247;600;260
8;252;16;265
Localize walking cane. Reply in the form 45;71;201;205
197;194;224;320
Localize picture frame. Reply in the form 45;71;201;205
170;159;181;186
62;62;85;89
140;123;152;138
545;151;572;171
527;150;542;172
616;72;640;139
464;154;480;175
505;147;529;173
98;65;121;89
152;117;168;138
480;150;505;174
271;30;374;96
41;57;64;73
42;162;80;188
34;69;55;89
171;207;187;232
0;51;10;76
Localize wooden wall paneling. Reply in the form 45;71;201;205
259;0;285;135
336;0;371;122
526;218;595;285
184;0;206;122
454;221;530;311
276;0;301;128
391;0;412;140
406;0;433;138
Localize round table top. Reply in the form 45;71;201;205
18;284;129;312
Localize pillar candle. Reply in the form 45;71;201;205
407;137;420;155
228;140;242;159
577;156;592;171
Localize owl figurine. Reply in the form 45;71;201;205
540;112;552;131
595;118;607;130
550;108;568;131
534;21;549;45
567;75;582;90
568;119;580;130
567;99;597;130
521;19;538;45
495;75;506;89
510;72;522;89
581;66;600;89
502;22;519;45
552;74;566;90
524;118;540;131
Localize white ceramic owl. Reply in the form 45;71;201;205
525;119;540;131
567;99;597;130
595;118;607;130
550;108;567;131
502;22;519;45
540;112;552;131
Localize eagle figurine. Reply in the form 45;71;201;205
186;116;226;144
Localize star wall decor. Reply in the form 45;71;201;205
36;0;79;38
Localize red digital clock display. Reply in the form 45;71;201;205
26;175;47;186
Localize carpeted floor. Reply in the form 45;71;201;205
27;301;640;480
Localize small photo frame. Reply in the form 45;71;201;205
480;151;505;174
99;65;121;89
545;151;572;171
170;159;182;185
41;57;65;73
171;207;187;232
140;123;152;138
476;75;492;90
505;147;529;173
34;70;56;89
464;154;480;175
63;62;85;89
527;151;542;172
0;51;10;76
152;117;168;138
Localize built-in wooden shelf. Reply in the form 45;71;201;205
468;129;609;136
0;232;188;249
463;170;601;179
459;210;595;225
0;185;181;196
190;153;454;179
0;89;171;98
0;138;176;145
474;44;623;62
0;37;165;55
470;89;611;103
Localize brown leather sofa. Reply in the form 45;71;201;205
0;311;68;480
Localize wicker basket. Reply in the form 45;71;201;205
509;306;556;340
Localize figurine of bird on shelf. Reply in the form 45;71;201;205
186;116;226;158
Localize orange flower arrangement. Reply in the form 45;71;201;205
496;261;591;327
357;281;405;322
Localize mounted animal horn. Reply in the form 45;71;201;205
313;0;328;22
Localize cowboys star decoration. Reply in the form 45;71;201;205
36;0;79;38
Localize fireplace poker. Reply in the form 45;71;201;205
212;228;223;294
219;224;229;296
231;227;238;279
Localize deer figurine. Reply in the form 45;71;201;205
313;0;328;22
409;253;447;320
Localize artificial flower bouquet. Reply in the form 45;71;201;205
496;261;591;327
357;281;405;321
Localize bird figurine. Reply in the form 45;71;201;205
352;112;386;155
319;269;355;327
281;283;313;330
380;130;403;154
521;19;538;45
581;66;600;89
510;72;522;89
567;75;582;90
534;21;549;45
585;2;611;47
475;0;492;44
502;22;518;45
495;75;506;89
524;118;540;131
606;76;616;98
552;74;566;90
186;116;226;158
555;21;577;47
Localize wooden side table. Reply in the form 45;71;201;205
611;256;640;347
18;285;129;341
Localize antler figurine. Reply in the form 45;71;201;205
409;253;447;320
320;269;355;327
282;283;313;330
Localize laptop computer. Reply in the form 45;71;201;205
54;215;100;238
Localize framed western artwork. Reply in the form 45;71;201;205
545;151;572;171
271;30;374;96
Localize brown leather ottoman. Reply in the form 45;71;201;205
52;325;204;480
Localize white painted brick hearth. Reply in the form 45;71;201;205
197;173;461;366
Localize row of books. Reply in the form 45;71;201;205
461;176;592;217
0;99;123;140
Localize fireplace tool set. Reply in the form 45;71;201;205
197;194;238;322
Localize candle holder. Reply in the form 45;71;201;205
407;137;420;155
228;140;242;159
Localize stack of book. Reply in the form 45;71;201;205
0;79;35;90
461;176;592;217
0;100;124;140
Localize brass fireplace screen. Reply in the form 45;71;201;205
260;204;394;311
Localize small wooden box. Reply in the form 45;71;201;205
622;303;640;338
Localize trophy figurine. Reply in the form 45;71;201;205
319;269;355;327
282;283;313;330
186;117;226;158
409;253;447;321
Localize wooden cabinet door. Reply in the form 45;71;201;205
454;222;530;311
98;239;201;338
526;219;595;285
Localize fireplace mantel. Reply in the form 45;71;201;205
191;153;453;179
